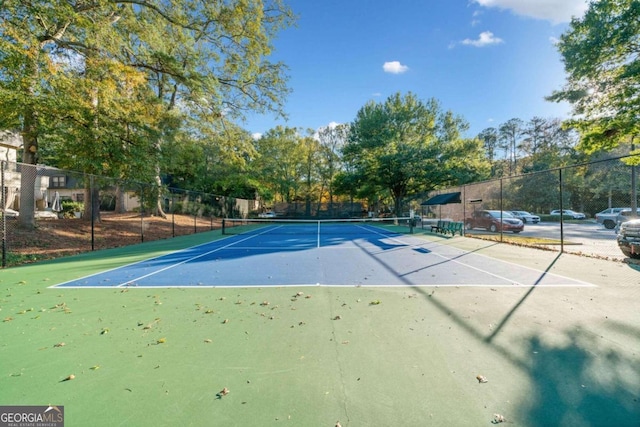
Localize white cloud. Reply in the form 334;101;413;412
461;31;504;47
383;61;409;74
472;0;588;24
252;132;262;140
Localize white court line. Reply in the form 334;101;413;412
83;282;595;289
114;227;285;287
51;226;283;288
53;225;598;289
430;242;596;287
347;228;597;288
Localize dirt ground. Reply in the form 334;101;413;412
4;212;220;265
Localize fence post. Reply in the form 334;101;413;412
1;161;6;268
171;192;175;238
193;192;197;234
140;185;144;243
499;178;504;241
559;168;564;254
90;174;95;251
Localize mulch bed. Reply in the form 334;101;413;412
3;212;221;265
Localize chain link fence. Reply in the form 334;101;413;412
3;156;638;267
419;154;639;261
1;161;256;267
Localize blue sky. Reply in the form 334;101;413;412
243;0;590;139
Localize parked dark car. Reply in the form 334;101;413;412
465;210;524;233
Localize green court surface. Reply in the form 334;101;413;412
1;230;639;426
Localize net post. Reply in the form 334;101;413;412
222;218;226;235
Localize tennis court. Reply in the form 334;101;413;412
52;218;594;289
2;219;639;426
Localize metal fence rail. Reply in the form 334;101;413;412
420;154;639;261
2;155;639;267
1;161;256;267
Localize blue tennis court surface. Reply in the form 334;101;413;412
52;223;596;288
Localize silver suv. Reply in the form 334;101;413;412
595;207;627;229
614;208;640;229
617;217;640;259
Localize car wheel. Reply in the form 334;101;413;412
627;249;640;259
521;218;527;224
489;224;498;232
603;220;616;229
465;222;473;230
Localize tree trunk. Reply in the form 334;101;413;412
83;184;101;222
114;185;126;213
154;173;167;219
19;112;38;229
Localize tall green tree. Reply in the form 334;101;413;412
499;118;524;176
0;0;294;227
547;0;640;153
344;92;489;216
162;118;257;197
317;123;348;216
253;126;305;205
298;133;322;216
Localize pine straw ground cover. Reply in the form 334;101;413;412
5;213;220;266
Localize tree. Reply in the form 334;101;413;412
499;118;524;176
317;123;349;216
161;118;257;197
548;0;639;215
547;0;640;153
344;92;489;216
0;0;294;227
298;133;322;216
253;126;305;205
478;127;499;162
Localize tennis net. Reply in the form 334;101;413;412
221;217;415;236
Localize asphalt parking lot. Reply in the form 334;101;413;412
427;219;624;261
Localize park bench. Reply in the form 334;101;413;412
430;220;449;233
430;220;464;236
443;221;464;236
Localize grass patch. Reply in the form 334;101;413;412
465;233;580;246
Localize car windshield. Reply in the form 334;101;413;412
489;211;515;218
620;209;640;216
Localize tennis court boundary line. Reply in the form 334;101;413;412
48;230;274;289
55;282;598;289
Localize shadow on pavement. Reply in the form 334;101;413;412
408;252;640;425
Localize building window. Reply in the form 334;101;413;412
51;176;66;188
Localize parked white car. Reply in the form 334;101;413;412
258;211;276;218
35;210;60;219
550;209;586;219
509;211;540;224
